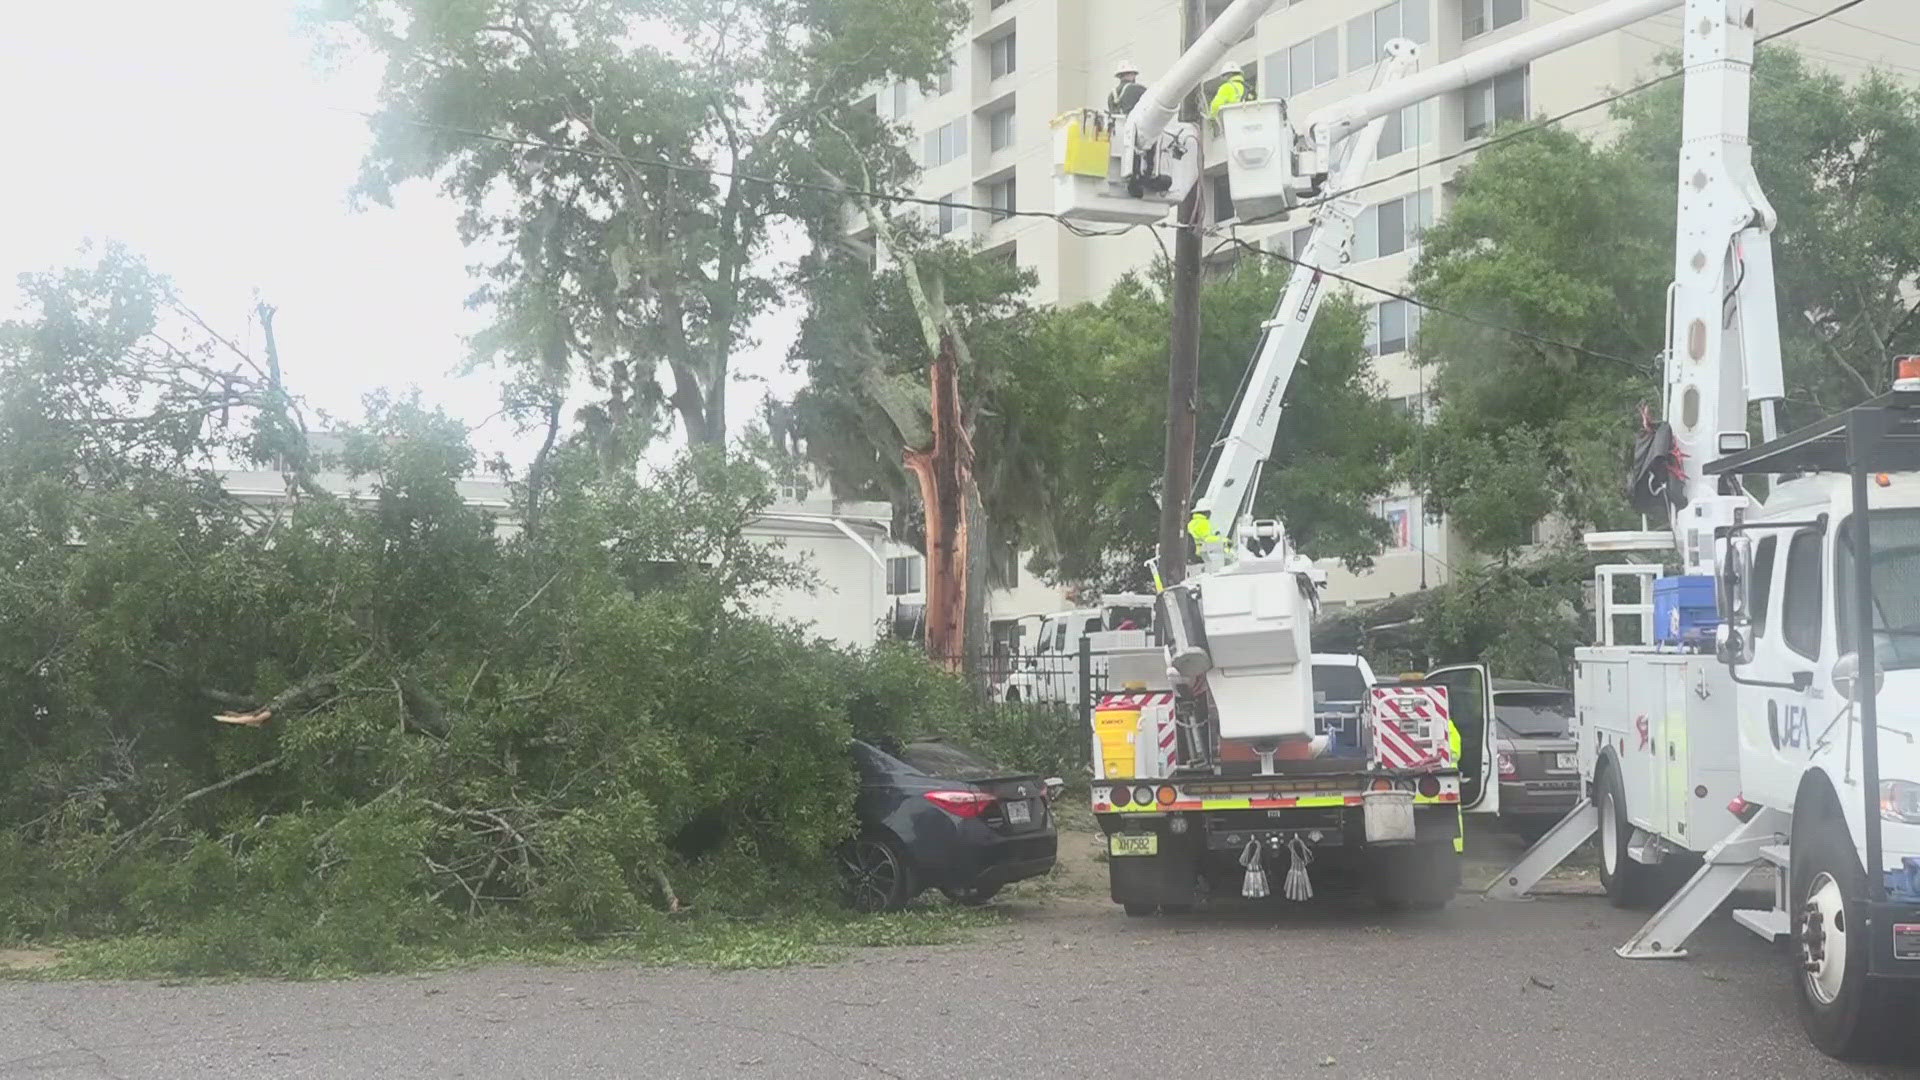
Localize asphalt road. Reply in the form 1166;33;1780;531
5;887;1920;1080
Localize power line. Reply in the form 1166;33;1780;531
361;111;1175;242
1315;0;1882;206
1217;234;1656;373
1771;0;1920;51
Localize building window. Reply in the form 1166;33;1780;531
986;176;1016;220
988;31;1016;80
923;118;968;167
989;543;1021;590
938;191;969;234
1268;28;1337;100
1377;101;1429;157
1211;172;1236;223
887;555;925;596
1463;67;1529;138
1365;298;1422;356
991;0;1013;8
1348;1;1430;71
932;60;954;96
1354;189;1434;260
988;105;1016;150
1390;391;1434;423
1463;0;1526;39
1205;0;1256;42
890;80;911;118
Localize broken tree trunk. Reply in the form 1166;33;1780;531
901;330;975;668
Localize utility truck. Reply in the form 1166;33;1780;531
1054;0;1687;915
997;594;1155;704
1423;0;1920;1060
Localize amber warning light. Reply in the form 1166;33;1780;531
1894;355;1920;392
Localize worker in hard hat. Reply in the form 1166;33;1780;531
1108;60;1147;117
1209;63;1251;117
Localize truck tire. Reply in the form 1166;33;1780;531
1373;843;1459;911
1792;795;1901;1060
1596;764;1656;909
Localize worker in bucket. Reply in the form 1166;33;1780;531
1108;60;1147;117
1209;63;1250;117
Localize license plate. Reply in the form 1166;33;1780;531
1109;833;1158;857
1554;752;1579;771
1006;799;1032;825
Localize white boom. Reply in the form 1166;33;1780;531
1123;0;1283;155
1190;41;1421;552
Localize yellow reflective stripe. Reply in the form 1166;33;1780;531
1292;796;1349;808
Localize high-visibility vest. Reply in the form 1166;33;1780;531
1210;76;1248;117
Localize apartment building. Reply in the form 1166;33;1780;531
854;0;1918;603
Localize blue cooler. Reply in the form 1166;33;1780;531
1653;575;1718;646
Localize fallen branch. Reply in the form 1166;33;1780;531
105;754;287;862
208;648;376;727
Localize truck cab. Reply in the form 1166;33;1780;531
999;596;1155;704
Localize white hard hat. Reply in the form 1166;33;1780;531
1115;60;1139;76
1220;63;1242;78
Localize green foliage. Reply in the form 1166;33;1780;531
0;252;987;975
1412;47;1920;554
322;0;968;452
793;246;1410;593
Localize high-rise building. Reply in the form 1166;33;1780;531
852;0;1919;602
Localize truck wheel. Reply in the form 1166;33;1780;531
1596;765;1655;909
1792;797;1899;1060
1373;843;1459;911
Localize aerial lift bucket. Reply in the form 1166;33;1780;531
1218;99;1301;223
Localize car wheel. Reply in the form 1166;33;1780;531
841;836;917;913
1792;793;1901;1060
940;885;1001;907
1596;764;1655;909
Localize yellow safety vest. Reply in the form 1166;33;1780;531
1210;76;1248;117
1449;720;1465;853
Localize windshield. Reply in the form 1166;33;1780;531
1313;663;1369;704
1494;691;1573;737
1836;508;1920;670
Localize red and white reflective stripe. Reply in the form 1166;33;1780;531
1097;691;1175;710
1375;718;1439;769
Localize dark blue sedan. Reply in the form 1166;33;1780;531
842;739;1060;911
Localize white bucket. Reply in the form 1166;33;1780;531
1362;790;1416;845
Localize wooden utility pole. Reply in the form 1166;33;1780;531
1155;0;1207;588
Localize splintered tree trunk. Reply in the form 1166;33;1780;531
903;331;974;669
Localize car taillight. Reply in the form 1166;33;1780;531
923;791;996;818
1498;751;1517;780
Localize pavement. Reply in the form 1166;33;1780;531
3;830;1918;1079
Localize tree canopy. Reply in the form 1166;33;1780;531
323;0;967;458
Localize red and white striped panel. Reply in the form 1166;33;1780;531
1368;685;1450;770
1097;690;1175;711
1145;697;1179;774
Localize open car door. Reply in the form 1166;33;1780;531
1424;663;1499;815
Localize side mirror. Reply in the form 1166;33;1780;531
1833;652;1885;700
1715;622;1754;666
1717;534;1753;624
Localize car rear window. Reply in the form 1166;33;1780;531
1494;692;1573;736
1313;663;1368;703
899;740;1009;780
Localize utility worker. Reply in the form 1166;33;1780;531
1108;60;1147;117
1210;64;1250;118
1447;717;1465;853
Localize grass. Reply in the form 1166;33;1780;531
2;904;1002;982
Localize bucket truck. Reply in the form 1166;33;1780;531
1054;0;1689;915
1478;0;1920;1059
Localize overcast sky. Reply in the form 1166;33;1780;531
0;0;803;471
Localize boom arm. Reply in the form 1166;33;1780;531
1191;42;1422;553
1124;0;1283;154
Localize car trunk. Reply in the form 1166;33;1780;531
900;740;1050;834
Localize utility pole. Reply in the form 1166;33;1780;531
1155;0;1206;589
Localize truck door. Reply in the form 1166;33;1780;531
1425;664;1500;814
